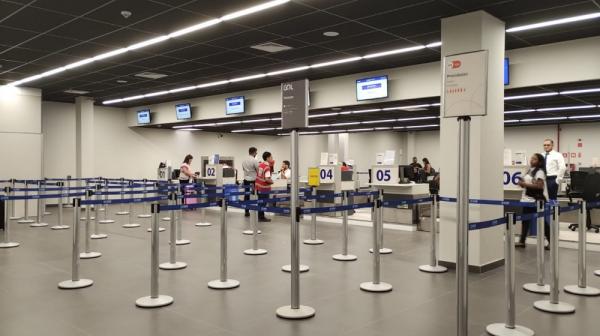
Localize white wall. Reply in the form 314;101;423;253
42;101;76;178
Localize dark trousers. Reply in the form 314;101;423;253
258;192;269;219
520;206;550;244
243;180;253;216
546;176;558;200
179;180;188;205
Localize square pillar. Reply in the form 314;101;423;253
75;97;94;182
438;11;506;271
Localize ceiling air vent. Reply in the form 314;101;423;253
135;71;168;79
250;42;293;53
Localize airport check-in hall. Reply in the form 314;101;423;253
1;0;600;335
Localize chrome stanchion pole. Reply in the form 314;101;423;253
534;205;575;313
195;182;212;227
18;180;34;224
276;129;315;319
244;191;267;255
523;200;550;294
9;179;20;220
368;189;392;254
487;213;535;336
123;180;141;228
419;195;447;273
116;178;129;215
303;187;324;245
90;184;107;239
160;193;187;270
30;180;48;227
360;190;392;292
80;180;93;220
138;179;151;218
51;182;69;230
63;176;73;208
161;182;171;222
333;191;357;261
208;198;240;289
175;188;190;245
243;188;261;235
0;187;20;248
564;200;600;296
135;203;174;308
455;116;470;336
147;182;165;232
58;198;93;289
80;189;101;259
98;179;115;224
42;178;51;215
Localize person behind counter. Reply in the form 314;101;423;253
515;153;550;249
242;147;259;217
341;162;351;172
422;158;433;175
542;139;566;201
278;160;291;179
179;154;198;205
410;157;422;173
255;151;274;222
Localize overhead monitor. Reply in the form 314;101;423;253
175;103;192;120
504;58;509;85
225;96;245;115
137;109;151;124
356;75;388;101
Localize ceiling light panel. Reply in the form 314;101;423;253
504;92;558;100
506;12;600;33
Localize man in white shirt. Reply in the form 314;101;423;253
543;139;566;201
242;147;259;217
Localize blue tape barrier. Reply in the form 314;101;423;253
80;195;168;206
559;204;581;213
300;202;373;215
4;191;87;201
302;193;345;200
228;201;291;214
468;217;507;231
160;201;220;212
348;190;380;197
382;197;432;207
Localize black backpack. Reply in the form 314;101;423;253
525;167;546;201
171;169;180;180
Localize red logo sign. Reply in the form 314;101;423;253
449;60;461;69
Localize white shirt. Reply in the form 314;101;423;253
242;156;259;181
544;150;566;179
521;168;549;202
278;169;291;179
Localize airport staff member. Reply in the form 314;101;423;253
278;160;291;179
242;147;259;217
543;139;566;200
255;151;274;222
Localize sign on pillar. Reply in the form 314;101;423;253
442;50;489;118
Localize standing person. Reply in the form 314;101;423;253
255;151;274;222
242;147;259;217
422;158;433;175
543;139;566;201
278;160;291;179
179;154;198;205
515;153;550;248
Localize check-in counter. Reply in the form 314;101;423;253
314;165;358;217
196;164;236;202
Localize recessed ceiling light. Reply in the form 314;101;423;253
506;12;600;33
323;31;339;37
135;71;168;79
64;89;90;95
504;92;558;100
250;42;293;53
116;80;128;84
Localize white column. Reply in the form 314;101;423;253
438;11;505;270
75;97;94;182
405;132;416;165
338;133;349;163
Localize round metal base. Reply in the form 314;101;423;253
30;222;49;227
418;264;448;273
9;216;22;220
303;239;324;245
80;217;96;221
161;217;171;221
486;323;535;336
17;219;34;224
244;248;268;255
333;254;357;261
360;281;393;292
208;279;240;289
595;270;600;277
98;208;105;212
98;219;115;224
122;223;141;228
58;279;93;289
175;239;191;245
533;300;575;314
195;222;212;227
281;264;309;273
243;229;261;235
0;242;20;248
159;261;187;270
90;234;108;239
80;251;102;259
564;285;600;296
135;295;174;308
369;247;392;254
50;225;70;230
523;283;550;294
116;211;129;215
276;305;316;319
147;227;166;232
138;214;151;218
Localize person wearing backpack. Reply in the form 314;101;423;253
515;153;550;249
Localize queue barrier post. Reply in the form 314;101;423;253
9;179;20;220
98;179;115;224
138;179;151;218
418;195;446;273
369;190;392;254
17;180;34;224
0;186;20;248
58;198;93;289
564;200;600;296
360;190;392;292
244;191;267;255
486;213;535;336
533;206;575;314
159;193;187;270
147;183;165;232
523;200;550;294
195;182;212;227
303;187;324;245
63;176;73;208
175;188;190;245
242;189;261;235
208;198;240;289
116;178;129;215
333;191;357;261
90;184;107;239
135;203;174;308
123;181;141;228
80;190;101;259
30;180;49;227
42;178;51;215
51;182;69;230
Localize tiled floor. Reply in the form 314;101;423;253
1;204;599;336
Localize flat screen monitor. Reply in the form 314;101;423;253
175;103;192;120
137;109;151;124
504;58;509;85
356;75;388;101
225;96;245;115
398;165;414;183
